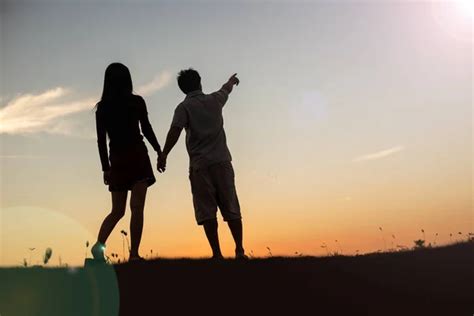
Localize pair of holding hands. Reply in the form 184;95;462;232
157;153;167;173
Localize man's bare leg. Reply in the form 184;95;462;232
227;219;246;258
203;219;223;258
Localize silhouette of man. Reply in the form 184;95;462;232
158;69;246;259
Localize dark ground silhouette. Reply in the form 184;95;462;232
1;242;473;316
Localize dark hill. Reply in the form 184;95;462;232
1;242;473;316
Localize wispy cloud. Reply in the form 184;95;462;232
0;155;47;159
353;146;404;162
0;71;170;136
136;71;172;96
0;87;94;134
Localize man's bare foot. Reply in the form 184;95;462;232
235;250;248;260
128;255;145;262
211;254;224;260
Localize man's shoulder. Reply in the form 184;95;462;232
200;91;226;104
176;99;189;109
178;91;222;109
173;99;192;115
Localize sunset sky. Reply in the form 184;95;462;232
1;0;472;266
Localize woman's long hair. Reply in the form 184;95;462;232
96;63;133;111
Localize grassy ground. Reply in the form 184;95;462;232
1;242;473;316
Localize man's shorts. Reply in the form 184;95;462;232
189;161;241;225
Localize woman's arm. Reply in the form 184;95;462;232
138;97;162;155
96;111;110;172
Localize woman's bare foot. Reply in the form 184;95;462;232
91;242;106;263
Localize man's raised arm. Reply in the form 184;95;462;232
222;73;240;94
212;73;240;107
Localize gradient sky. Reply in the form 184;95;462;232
0;0;472;266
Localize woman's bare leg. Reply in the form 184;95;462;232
97;191;128;244
129;181;148;258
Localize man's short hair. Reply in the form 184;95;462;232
177;68;201;94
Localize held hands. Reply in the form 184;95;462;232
157;153;167;173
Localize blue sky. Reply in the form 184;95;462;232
0;0;472;265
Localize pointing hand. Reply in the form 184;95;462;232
228;73;240;86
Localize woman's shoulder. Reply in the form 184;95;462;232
130;94;147;111
126;94;144;106
131;94;145;103
95;94;145;113
95;100;106;115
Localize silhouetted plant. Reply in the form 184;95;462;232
320;243;330;256
421;229;426;241
23;258;28;267
378;227;386;251
467;233;474;242
121;230;130;259
335;240;343;254
434;233;438;246
109;253;120;263
266;246;272;257
413;239;425;249
43;248;53;265
85;241;89;260
28;247;35;266
396;244;408;251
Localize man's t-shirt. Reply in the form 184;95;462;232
171;88;232;169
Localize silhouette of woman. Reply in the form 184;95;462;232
91;63;161;262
